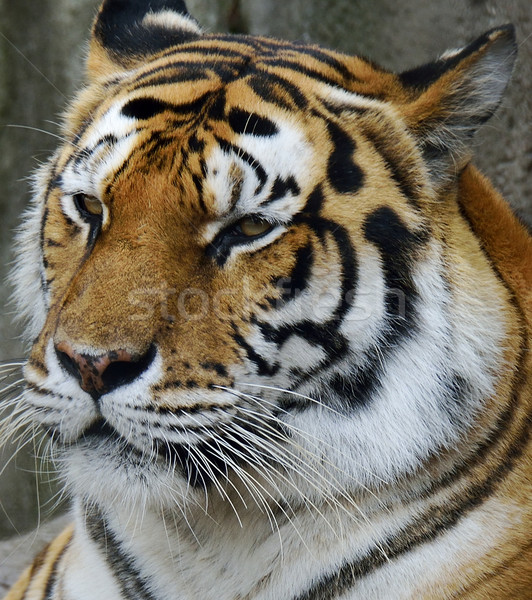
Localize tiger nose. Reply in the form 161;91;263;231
54;341;156;399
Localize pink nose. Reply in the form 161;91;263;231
54;341;155;398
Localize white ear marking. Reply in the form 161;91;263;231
142;10;202;35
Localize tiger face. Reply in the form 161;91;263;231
12;2;518;514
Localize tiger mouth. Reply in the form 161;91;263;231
76;419;149;463
82;419;124;443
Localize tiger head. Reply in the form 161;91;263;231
12;0;518;511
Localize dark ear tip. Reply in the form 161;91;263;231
481;24;517;57
488;24;516;41
482;24;518;71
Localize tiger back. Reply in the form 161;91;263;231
3;0;531;598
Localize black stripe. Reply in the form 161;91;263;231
285;45;357;82
256;319;351;393
216;138;268;194
85;510;157;600
242;37;356;84
39;170;61;290
232;325;280;377
123;92;212;120
40;205;50;296
73;146;94;167
355;113;422;208
259;57;349;88
200;361;229;377
207;89;227;120
301;184;325;214
228;107;279;137
246;75;292;111
326;120;365;194
373;139;421;207
133;65;238;93
261;175;301;207
171;43;253;59
132;72;211;90
132;59;242;87
45;238;64;248
247;71;308;110
40;206;49;254
270;243;314;306
187;132;206;153
321;99;370;117
191;172;208;213
157;38;256;60
363;206;426;320
250;215;357;388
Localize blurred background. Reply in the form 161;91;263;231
0;0;530;566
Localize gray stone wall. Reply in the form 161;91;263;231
0;0;530;545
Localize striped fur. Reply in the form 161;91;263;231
3;1;531;598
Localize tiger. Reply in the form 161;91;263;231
2;0;531;598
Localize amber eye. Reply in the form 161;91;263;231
237;216;273;238
73;193;103;221
208;215;277;265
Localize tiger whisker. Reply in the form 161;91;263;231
216;385;389;485
0;359;25;367
215;424;331;554
225;412;391;560
234;381;346;418
5;124;74;146
226;414;367;535
222;420;341;529
233;392;393;540
238;399;390;509
0;407;36;448
0;419;45;480
169;410;283;528
201;388;390;554
202;430;297;552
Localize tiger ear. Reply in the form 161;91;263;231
399;26;516;188
87;0;202;80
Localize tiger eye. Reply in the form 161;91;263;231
82;196;104;216
74;193;103;219
238;217;272;237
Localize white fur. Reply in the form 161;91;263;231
142;10;202;35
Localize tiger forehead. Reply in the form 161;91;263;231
69;31;404;141
116;33;366;91
63;84;317;207
58;33;418;220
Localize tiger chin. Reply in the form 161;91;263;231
3;0;531;599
